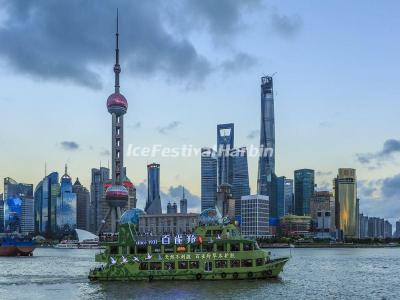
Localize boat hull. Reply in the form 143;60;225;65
89;257;289;281
0;246;18;256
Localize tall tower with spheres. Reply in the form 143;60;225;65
100;12;130;233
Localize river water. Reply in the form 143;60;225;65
0;248;398;299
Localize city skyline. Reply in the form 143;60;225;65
1;1;400;224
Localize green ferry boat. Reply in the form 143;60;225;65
89;208;289;281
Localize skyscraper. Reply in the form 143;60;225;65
294;169;315;216
73;178;90;231
241;195;270;238
0;193;4;232
4;177;34;234
166;202;178;214
34;172;59;236
145;163;162;214
201;147;217;211
180;187;188;214
100;13;130;233
394;220;400;238
217;123;234;186
56;165;77;236
276;177;294;217
230;147;250;218
257;76;277;217
334;168;358;239
90;167;109;234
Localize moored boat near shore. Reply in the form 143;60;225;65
0;235;35;256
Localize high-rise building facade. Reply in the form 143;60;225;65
216;184;235;220
0;193;4;232
73;178;90;231
294;169;315;216
34;172;59;236
56;165;77;236
166;202;178;214
230;147;250;218
241;195;270;238
4;177;34;234
217;123;234;186
257;76;277;217
145;163;162;214
90;167;110;234
310;191;335;238
334;168;358;239
180;187;188;214
201;147;217;211
276;177;294;217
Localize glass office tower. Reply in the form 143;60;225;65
145;163;162;214
294;169;315;216
201;147;218;211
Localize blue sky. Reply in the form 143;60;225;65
0;0;399;221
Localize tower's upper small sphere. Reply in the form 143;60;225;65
105;184;129;207
107;92;128;115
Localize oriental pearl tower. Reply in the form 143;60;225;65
101;12;129;233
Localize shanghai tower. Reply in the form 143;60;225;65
100;12;129;233
257;76;277;217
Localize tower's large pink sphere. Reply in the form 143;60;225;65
107;92;128;115
106;184;129;207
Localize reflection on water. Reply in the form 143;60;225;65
0;248;399;299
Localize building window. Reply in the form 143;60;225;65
150;262;162;270
215;260;228;268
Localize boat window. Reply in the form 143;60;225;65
243;243;253;251
164;262;175;270
189;261;199;269
241;259;253;267
215;260;228;268
150;262;162;270
137;245;147;254
216;243;226;252
230;243;240;251
254;242;260;250
129;246;135;254
110;246;118;254
214;230;222;236
256;258;264;266
139;262;148;270
203;243;214;252
205;230;212;237
178;261;188;269
230;259;240;268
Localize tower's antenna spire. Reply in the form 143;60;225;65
65;163;68;175
114;8;120;93
182;186;185;199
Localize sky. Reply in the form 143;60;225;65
0;0;399;222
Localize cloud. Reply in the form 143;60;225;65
0;0;265;89
100;149;110;156
356;139;400;167
270;12;303;38
60;141;79;151
358;175;400;221
316;171;333;177
221;52;257;73
247;129;259;139
158;121;181;134
128;122;141;129
135;182;200;213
